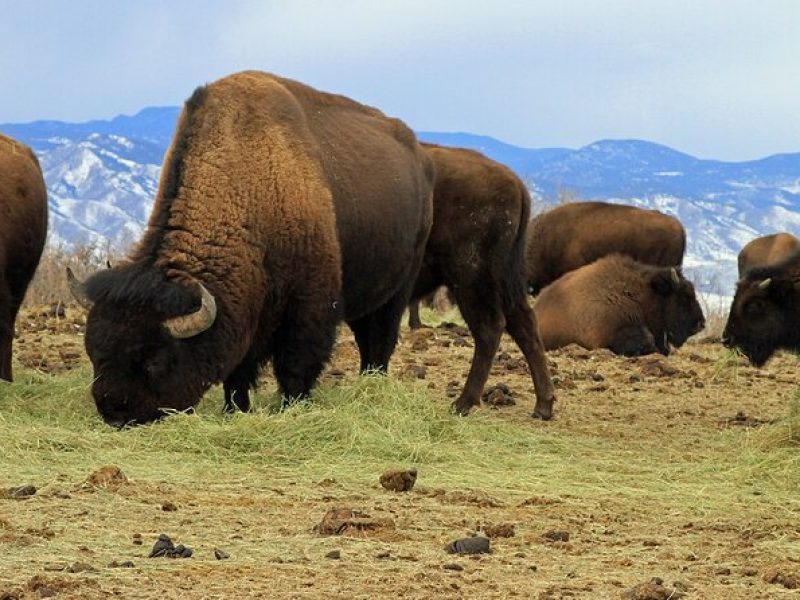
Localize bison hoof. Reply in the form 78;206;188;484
452;400;474;416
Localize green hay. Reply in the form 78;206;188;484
2;366;798;518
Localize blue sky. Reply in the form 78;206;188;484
1;0;798;160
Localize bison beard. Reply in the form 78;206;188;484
72;71;434;426
0;134;48;382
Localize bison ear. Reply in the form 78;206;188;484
650;272;675;296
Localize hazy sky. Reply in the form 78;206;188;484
2;1;798;160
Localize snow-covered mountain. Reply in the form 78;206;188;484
3;108;799;298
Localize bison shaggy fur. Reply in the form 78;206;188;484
411;144;555;419
0;133;48;381
526;201;685;295
534;254;705;356
74;71;434;426
723;249;800;366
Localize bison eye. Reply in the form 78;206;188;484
744;299;766;317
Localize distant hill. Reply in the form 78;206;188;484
4;108;800;298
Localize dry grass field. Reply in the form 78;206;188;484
1;301;799;599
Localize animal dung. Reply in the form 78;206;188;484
1;485;37;499
444;536;491;555
213;548;230;560
379;468;417;492
148;534;193;558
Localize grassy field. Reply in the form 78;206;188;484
1;306;799;598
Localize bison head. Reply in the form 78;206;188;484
68;266;218;427
651;268;705;350
723;273;797;366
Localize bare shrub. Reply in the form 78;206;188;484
23;241;122;307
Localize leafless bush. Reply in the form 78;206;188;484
23;241;122;307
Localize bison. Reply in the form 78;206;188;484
68;71;434;426
410;144;555;419
525;201;686;295
533;254;705;356
737;232;800;277
723;249;800;366
0;133;48;381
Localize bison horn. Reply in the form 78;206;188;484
163;281;217;339
66;267;93;310
758;278;772;290
670;267;680;285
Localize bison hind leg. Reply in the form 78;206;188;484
349;286;413;373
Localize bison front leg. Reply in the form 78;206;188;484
0;278;12;382
407;300;424;330
222;358;259;413
608;325;660;357
450;288;504;416
503;301;556;420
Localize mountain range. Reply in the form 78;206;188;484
4;107;800;300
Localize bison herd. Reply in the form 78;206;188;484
2;71;799;427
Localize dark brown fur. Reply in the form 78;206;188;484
0;133;48;381
80;71;434;426
723;249;800;366
534;255;705;356
411;144;556;419
737;232;800;277
526;201;686;295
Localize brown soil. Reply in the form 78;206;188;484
3;306;800;598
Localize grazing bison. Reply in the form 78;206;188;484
0;133;48;381
723;249;800;366
68;71;434;426
410;144;555;419
525;201;686;295
737;232;800;277
534;254;705;356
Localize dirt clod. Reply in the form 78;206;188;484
379;468;417;492
325;549;341;559
622;577;685;599
83;465;127;490
482;523;515;538
445;536;491;555
542;530;570;543
214;548;230;560
314;507;395;536
443;563;464;571
148;534;193;558
161;500;178;512
1;485;36;499
481;384;516;407
639;359;679;378
763;565;799;589
718;411;773;428
108;560;135;568
66;562;97;573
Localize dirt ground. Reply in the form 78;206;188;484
1;304;799;599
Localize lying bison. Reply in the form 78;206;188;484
68;71;434;426
534;254;705;356
1;133;48;381
737;232;800;277
723;249;800;366
526;201;685;295
411;144;555;419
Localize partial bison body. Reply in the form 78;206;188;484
525;201;685;295
70;71;434;426
534;255;705;356
737;232;800;277
723;249;800;367
0;133;48;381
411;144;555;419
